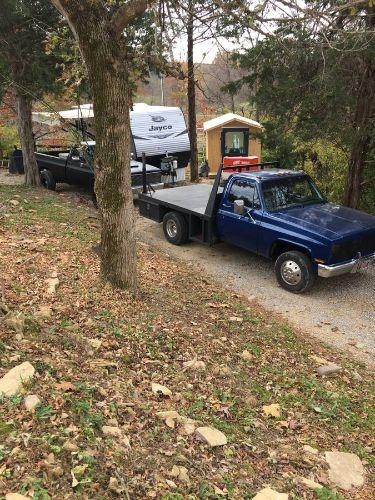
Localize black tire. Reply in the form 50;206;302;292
40;170;56;191
275;250;316;293
162;211;189;245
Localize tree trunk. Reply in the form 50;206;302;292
343;135;370;209
51;0;138;291
86;44;137;290
15;93;41;186
343;60;375;209
187;0;198;182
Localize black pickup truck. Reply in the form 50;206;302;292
36;141;163;196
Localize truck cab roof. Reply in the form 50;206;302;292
231;168;306;183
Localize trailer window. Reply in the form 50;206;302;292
228;180;260;208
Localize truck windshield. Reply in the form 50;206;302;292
262;176;325;211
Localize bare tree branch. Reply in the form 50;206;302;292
111;0;150;35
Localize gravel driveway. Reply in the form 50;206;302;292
138;216;375;368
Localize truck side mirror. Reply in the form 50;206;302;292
234;199;245;215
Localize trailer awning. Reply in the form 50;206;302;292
32;105;94;126
32;102;184;126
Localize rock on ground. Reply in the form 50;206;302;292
195;426;227;447
170;465;190;484
182;358;206;371
24;394;41;411
0;362;35;397
5;494;29;500
303;445;319;455
299;477;323;489
102;426;123;438
34;306;52;321
316;363;342;376
325;451;365;490
241;350;253;361
46;277;59;295
151;382;172;397
62;440;79;452
252;487;289;499
3;311;26;335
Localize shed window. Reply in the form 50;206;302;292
221;128;249;157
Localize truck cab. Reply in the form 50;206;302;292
216;169;375;291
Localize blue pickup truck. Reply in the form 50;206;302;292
138;164;375;293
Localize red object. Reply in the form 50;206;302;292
223;155;260;172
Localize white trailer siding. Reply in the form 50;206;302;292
130;105;190;159
32;103;191;169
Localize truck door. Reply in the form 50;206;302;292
66;147;94;189
217;179;262;253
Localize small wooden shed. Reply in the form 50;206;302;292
203;113;263;173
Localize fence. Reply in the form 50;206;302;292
0;159;9;169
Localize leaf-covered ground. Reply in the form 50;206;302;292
0;185;374;499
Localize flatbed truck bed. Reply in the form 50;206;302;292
140;184;222;216
138;169;224;244
138;163;275;245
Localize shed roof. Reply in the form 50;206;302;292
203;113;262;132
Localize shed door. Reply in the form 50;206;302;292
221;127;249;158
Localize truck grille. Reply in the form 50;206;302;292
131;171;162;187
332;232;375;262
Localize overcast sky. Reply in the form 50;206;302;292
174;37;239;64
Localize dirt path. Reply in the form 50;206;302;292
137;217;375;368
0;169;24;185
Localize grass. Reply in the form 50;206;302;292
0;184;374;499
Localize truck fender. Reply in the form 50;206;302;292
270;239;313;261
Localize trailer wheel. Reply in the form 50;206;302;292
163;212;188;245
275;251;316;293
40;170;56;191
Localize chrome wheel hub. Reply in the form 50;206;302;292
166;219;178;238
280;260;302;285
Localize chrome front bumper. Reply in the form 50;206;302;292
318;252;375;278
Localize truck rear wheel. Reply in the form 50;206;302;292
275;251;316;293
163;212;188;245
40;170;56;191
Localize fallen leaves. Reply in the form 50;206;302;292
182;356;206;371
54;381;75;391
262;403;281;418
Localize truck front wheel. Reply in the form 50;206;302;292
163;212;188;245
275;251;316;293
40;170;56;191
